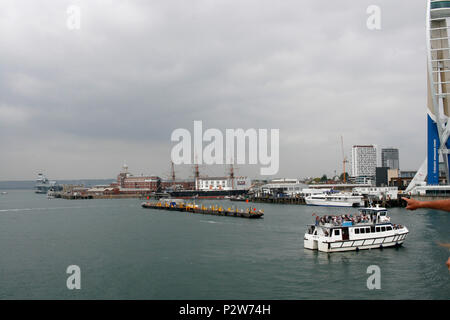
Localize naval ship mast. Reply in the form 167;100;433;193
229;163;235;189
193;155;200;190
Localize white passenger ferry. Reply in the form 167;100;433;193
305;193;364;207
304;205;409;252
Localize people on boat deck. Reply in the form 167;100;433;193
313;213;405;230
315;212;396;227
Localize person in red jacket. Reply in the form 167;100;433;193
402;197;450;270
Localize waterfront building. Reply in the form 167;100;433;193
351;145;377;184
390;170;416;189
115;164;161;191
195;176;250;191
255;179;307;197
375;167;389;187
118;174;160;190
381;148;399;170
387;168;399;185
353;186;398;200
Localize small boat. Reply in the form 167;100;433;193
0;191;7;195
230;195;248;202
305;192;364;207
304;205;409;252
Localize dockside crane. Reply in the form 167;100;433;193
341;135;349;183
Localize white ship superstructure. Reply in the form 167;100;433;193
35;173;57;194
305;193;364;207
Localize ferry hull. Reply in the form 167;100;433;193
304;232;409;253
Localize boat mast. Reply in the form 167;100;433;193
194;155;200;190
171;161;176;187
229;163;235;189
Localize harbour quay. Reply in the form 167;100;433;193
42;165;450;206
248;194;406;208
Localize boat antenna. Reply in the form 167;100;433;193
194;154;200;190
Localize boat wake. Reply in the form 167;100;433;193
0;205;120;213
200;220;220;224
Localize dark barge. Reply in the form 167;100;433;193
141;200;263;219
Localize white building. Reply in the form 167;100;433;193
352;145;377;183
195;176;250;191
255;179;307;197
353;186;398;200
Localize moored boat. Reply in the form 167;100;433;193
35;173;61;195
304;205;409;252
305;192;364;207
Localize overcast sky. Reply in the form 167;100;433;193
0;0;428;180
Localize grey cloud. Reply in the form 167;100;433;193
0;0;430;179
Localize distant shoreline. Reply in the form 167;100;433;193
0;179;115;190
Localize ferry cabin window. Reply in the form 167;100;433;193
376;227;380;232
334;229;340;236
371;226;375;233
386;226;392;231
355;229;360;234
366;227;370;233
381;226;386;232
360;228;365;234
